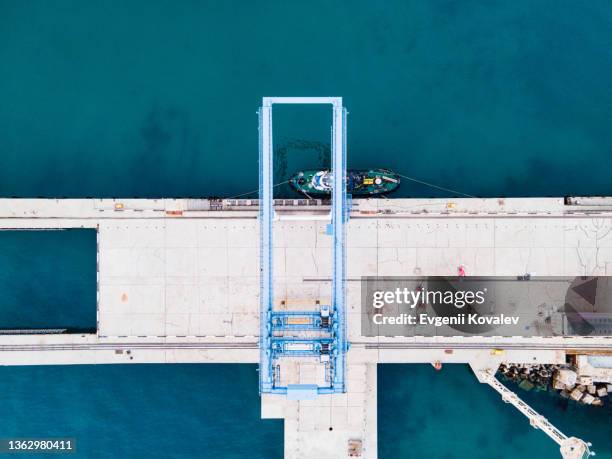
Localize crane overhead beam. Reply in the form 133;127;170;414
258;97;348;395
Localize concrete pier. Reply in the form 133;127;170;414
1;196;611;458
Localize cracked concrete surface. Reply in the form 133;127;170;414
1;198;612;458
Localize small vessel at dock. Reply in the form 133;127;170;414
289;168;400;197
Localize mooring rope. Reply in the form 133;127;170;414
225;180;290;200
395;173;477;198
224;172;476;200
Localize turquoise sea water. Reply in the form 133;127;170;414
380;365;612;459
0;365;282;459
0;230;96;331
2;1;612;198
1;1;611;458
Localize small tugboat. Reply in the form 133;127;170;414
289;168;400;197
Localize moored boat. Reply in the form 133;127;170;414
289;168;400;196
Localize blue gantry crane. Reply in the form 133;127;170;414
258;97;348;397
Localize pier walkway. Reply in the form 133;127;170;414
0;196;611;458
